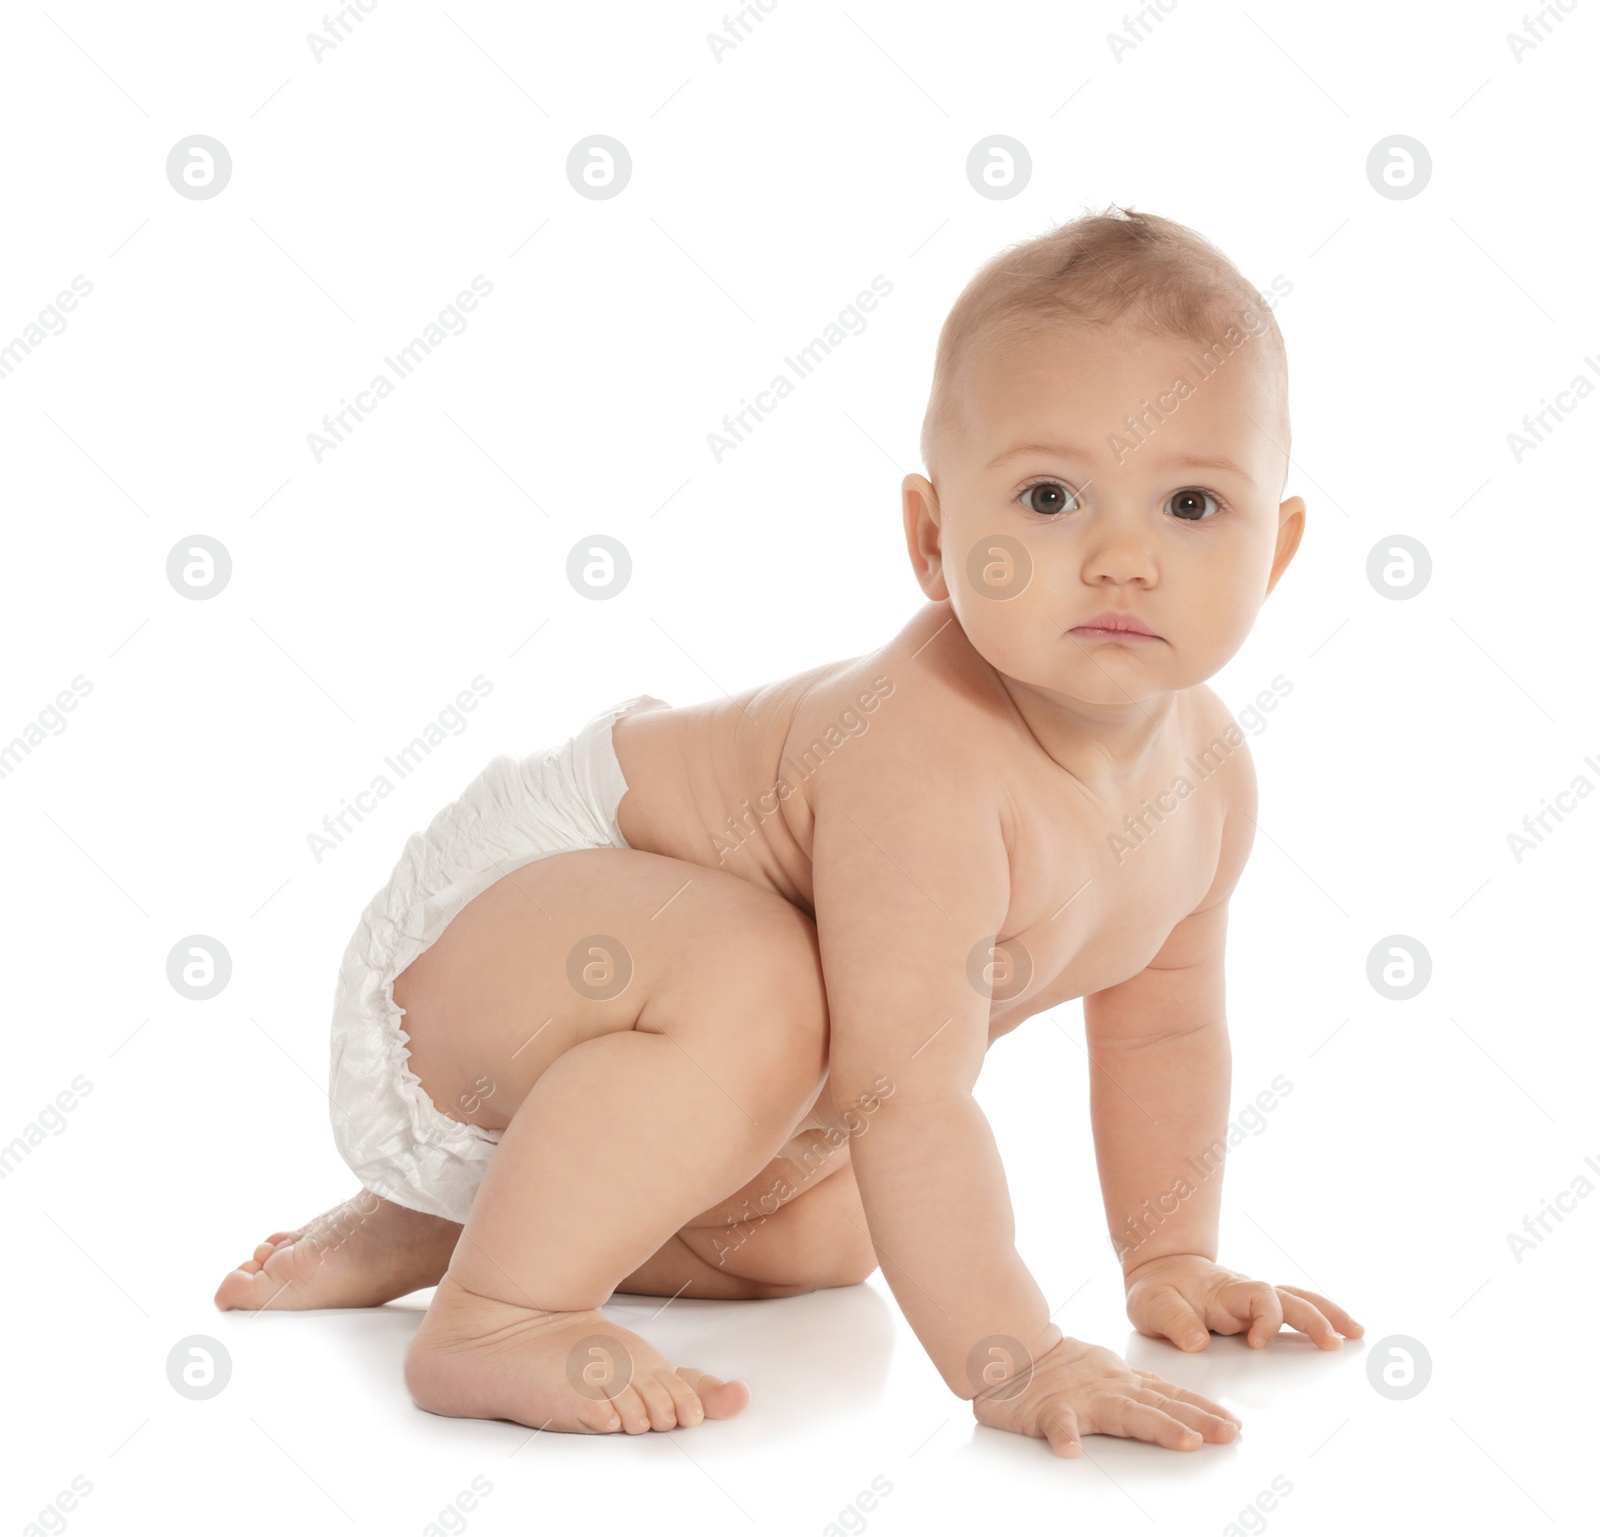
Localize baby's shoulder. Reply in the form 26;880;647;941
792;615;1012;810
1183;679;1232;735
796;601;995;734
1179;683;1258;798
1173;684;1260;909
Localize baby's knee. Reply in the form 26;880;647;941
712;1168;879;1292
702;900;830;1081
736;899;827;1022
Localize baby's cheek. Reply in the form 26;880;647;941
945;577;1020;661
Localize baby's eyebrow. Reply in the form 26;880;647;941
987;441;1256;487
1149;452;1257;486
985;440;1093;469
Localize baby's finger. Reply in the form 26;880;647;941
1277;1290;1341;1350
1133;1372;1241;1426
1227;1281;1284;1348
1040;1405;1083;1458
1096;1394;1204;1451
1134;1283;1211;1351
1130;1386;1239;1442
1279;1285;1364;1337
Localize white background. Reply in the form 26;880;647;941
3;2;1596;1534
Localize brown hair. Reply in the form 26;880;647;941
918;204;1289;477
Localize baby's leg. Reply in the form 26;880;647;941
214;1191;460;1311
409;992;828;1417
217;1142;874;1313
386;848;833;1432
215;1033;866;1317
618;1134;878;1300
219;844;843;1429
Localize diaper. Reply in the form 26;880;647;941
327;693;669;1223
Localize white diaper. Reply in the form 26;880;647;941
327;693;669;1223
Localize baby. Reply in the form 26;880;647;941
216;205;1362;1456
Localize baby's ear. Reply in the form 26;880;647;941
901;474;949;599
1265;496;1305;597
906;472;940;524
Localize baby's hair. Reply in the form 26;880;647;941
919;204;1289;478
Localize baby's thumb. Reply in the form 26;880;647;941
1136;1283;1209;1351
1041;1405;1082;1457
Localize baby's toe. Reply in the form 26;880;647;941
575;1395;623;1433
676;1368;750;1420
658;1369;706;1428
610;1384;654;1435
214;1263;271;1310
634;1372;679;1431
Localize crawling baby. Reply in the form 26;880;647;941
216;205;1362;1455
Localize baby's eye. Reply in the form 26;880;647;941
1020;480;1081;517
1166;488;1221;522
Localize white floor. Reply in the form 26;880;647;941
10;831;1594;1536
14;1101;1592;1537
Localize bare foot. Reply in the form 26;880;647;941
214;1190;460;1311
405;1271;751;1433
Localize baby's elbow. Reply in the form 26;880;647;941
1088;1013;1224;1051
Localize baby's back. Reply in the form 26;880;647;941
613;599;1245;1038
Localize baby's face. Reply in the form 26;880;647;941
907;319;1304;708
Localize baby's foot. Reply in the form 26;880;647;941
213;1190;459;1311
405;1271;750;1433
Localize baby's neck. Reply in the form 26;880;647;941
998;675;1184;787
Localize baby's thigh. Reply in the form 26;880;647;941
394;846;829;1136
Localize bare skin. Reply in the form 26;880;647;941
218;316;1362;1452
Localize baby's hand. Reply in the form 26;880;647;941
969;1336;1241;1457
1124;1254;1364;1351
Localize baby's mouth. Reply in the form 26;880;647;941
1069;611;1162;643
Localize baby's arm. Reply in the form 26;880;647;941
1085;881;1237;1304
808;732;1242;1455
1084;768;1253;1291
1086;746;1363;1351
809;744;1060;1393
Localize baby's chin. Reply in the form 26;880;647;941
956;610;1228;705
1001;656;1189;711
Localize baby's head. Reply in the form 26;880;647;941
905;205;1305;708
